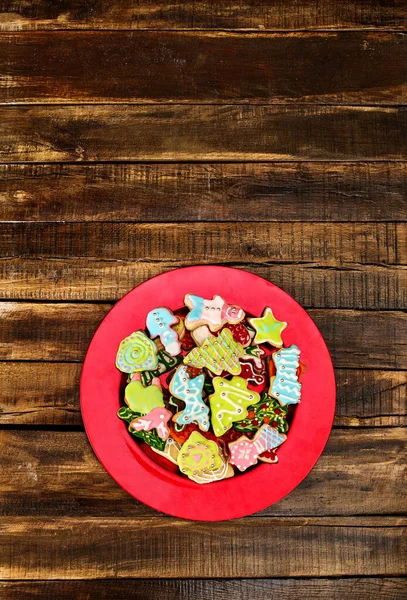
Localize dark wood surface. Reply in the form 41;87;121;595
0;1;406;598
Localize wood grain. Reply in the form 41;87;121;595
1;105;406;162
0;222;405;307
1;428;405;517
1;162;406;223
2;31;405;104
1;515;405;578
1;259;405;309
0;303;405;368
1;579;406;600
1;364;404;427
1;0;405;31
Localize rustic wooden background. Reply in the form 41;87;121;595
0;1;406;598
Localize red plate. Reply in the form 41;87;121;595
80;266;335;521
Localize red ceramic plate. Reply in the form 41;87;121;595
80;266;335;521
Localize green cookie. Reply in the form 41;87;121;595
124;379;164;415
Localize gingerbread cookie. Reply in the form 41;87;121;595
229;424;286;472
177;431;234;484
169;365;210;431
184;328;244;376
124;373;164;414
269;345;302;405
116;331;158;373
184;294;245;332
146;307;181;356
248;307;287;347
209;376;260;437
130;406;172;440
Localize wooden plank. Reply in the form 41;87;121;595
1;259;405;309
1;105;406;162
1;578;406;600
1;364;405;427
1;32;405;104
1;428;405;517
2;222;405;264
1;162;406;223
0;222;405;308
0;0;405;31
1;516;405;578
0;304;405;368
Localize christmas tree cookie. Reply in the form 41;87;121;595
208;376;260;437
183;328;244;375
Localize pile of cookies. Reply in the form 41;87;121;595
116;294;303;484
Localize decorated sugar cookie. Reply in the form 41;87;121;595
239;361;266;386
191;325;213;346
140;348;182;386
224;322;252;347
242;345;266;370
248;307;287;347
209;376;260;437
184;294;245;332
146;307;181;356
130;406;172;440
184;328;244;376
151;437;181;465
117;406;166;451
269;345;302;405
124;373;164;414
229;424;287;472
234;393;289;434
169;365;210;431
116;330;158;373
177;431;234;484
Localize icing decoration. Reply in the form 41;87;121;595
239;361;266;386
224;323;251;347
242;345;266;370
141;349;182;386
177;431;234;484
234;392;289;434
258;449;278;464
191;325;213;346
269;345;302;406
117;406;166;451
169;365;210;431
130;406;172;440
229;424;286;472
146;307;181;356
116;331;158;373
208;376;260;437
124;373;164;414
172;316;185;341
184;328;244;376
248;307;287;347
151;437;181;465
184;294;245;332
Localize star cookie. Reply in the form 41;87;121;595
248;307;287;347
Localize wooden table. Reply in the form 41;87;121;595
0;2;406;598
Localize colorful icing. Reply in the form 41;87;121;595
209;376;260;437
224;322;252;347
248;307;287;347
229;424;287;471
130;406;172;440
117;406;166;451
116;330;158;373
233;392;289;434
177;431;233;484
124;373;164;414
146;307;181;356
269;345;302;406
184;328;244;376
242;345;266;370
239;361;266;386
184;294;245;332
140;349;182;386
169;365;210;431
